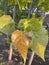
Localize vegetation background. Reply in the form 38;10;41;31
0;0;49;65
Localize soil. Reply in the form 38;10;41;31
0;33;49;65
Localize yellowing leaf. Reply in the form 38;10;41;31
37;43;45;61
29;28;48;61
0;15;10;29
11;30;29;63
0;15;15;35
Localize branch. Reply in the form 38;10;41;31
13;5;16;21
28;0;33;18
28;52;34;65
8;44;13;61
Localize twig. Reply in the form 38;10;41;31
8;44;13;61
7;35;13;61
13;5;16;21
8;5;17;61
28;52;34;65
28;0;33;18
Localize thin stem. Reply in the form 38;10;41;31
4;0;8;15
8;44;13;61
27;0;35;65
8;4;17;61
28;0;33;18
13;5;16;21
28;52;34;65
7;35;13;61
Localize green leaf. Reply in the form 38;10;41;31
0;15;15;35
38;0;49;11
8;0;17;6
29;28;48;61
18;17;43;32
18;19;27;31
24;18;43;32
